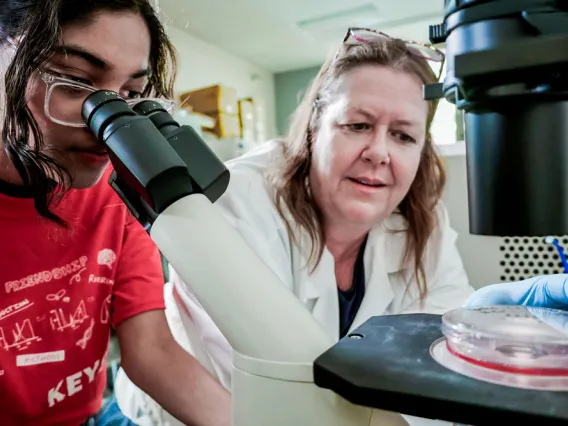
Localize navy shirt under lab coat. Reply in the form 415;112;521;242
338;236;368;338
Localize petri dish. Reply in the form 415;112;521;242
441;305;568;375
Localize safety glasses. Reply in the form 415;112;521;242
38;70;176;128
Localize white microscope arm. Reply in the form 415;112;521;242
150;192;330;363
150;193;409;426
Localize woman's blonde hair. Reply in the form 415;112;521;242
267;36;446;301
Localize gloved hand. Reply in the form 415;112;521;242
464;274;568;310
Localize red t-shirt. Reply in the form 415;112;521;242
0;167;166;426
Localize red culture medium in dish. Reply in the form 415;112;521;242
441;305;568;376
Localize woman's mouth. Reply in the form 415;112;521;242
348;177;387;188
72;149;109;167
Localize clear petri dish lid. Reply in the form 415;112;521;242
442;305;568;374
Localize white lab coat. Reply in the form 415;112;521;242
114;140;474;426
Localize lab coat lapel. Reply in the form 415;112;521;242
309;248;340;341
290;229;340;341
348;215;406;333
289;212;407;341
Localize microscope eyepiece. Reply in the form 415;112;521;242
132;99;180;136
81;90;194;219
81;90;137;142
133;98;230;203
80;90;230;223
131;99;168;116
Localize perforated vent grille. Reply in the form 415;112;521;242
499;237;568;282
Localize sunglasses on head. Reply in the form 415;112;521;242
338;27;445;82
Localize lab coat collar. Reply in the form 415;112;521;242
290;211;409;341
308;248;340;340
287;224;339;339
289;226;326;304
348;215;407;332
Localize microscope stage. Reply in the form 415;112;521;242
313;314;568;425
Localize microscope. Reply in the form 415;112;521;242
83;0;568;424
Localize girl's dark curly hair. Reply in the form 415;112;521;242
0;0;177;225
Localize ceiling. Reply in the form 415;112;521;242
156;0;445;73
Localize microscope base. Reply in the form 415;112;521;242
314;314;568;425
232;351;407;426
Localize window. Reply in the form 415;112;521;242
429;54;464;145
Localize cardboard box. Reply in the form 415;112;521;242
179;85;238;115
203;112;241;139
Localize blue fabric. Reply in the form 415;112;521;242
83;396;138;426
338;236;368;338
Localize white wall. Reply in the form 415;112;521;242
442;152;568;290
442;152;503;289
166;26;277;160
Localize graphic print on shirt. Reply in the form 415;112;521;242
86;249;117;286
0;252;113;368
100;295;112;325
46;289;70;303
47;356;105;408
76;318;95;350
97;249;116;269
0;318;41;352
4;256;88;293
49;300;89;332
88;274;114;286
0;301;46;372
0;299;39;369
16;350;65;367
0;299;34;321
69;267;87;285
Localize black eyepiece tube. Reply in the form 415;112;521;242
132;100;180;136
81;91;138;142
133;101;230;204
82;90;195;218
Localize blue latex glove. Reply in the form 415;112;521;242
464;274;568;310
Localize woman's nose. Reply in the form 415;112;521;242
361;128;390;165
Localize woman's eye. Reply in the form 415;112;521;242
393;132;416;144
47;69;91;86
345;123;372;132
66;75;91;85
124;90;142;99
